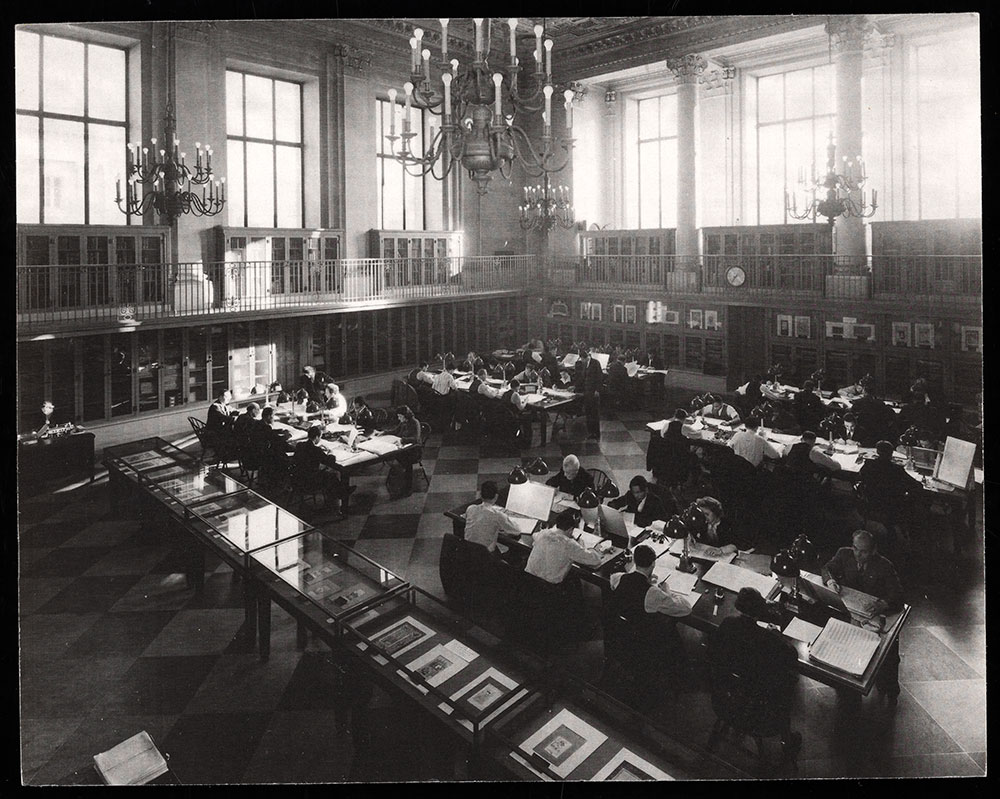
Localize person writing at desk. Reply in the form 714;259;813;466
464;481;523;556
555;369;574;390
822;529;904;705
609;544;692;619
292;426;353;517
471;368;502;399
345;396;374;430
513;362;539;386
36;401;55;436
855;440;923;536
697;394;741;426
321;383;349;423
727;416;782;468
207;389;237;431
784;430;842;477
525;509;602;586
545;454;594;498
838;377;866;401
689;497;739;558
608;475;674;527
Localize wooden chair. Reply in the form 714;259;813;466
586;468;616;502
188;416;237;467
414;422;432;488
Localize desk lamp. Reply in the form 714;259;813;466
526;458;549;480
790;533;816;572
595;478;619;503
899;426;921;469
507;465;528;485
771;549;801;612
819;412;842;453
663;514;696;574
577;486;599;528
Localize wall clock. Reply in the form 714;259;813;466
726;266;746;287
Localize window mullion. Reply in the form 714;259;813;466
83;44;90;225
271;78;277;228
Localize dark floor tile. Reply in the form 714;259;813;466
968;751;986;772
97;655;221;715
591;430;634;442
20;717;85;780
420;491;475;515
63;611;176;659
19;613;103;662
108;572;195;613
432;458;480;475
35;575;145;615
17;522;84;549
18;577;76;615
161;711;272;784
358;513;422;540
183;652;301;714
141;608;249;658
603;454;649;472
21;547;115;578
20;656;135;720
183;571;249;610
277;651;360;712
243;709;353;783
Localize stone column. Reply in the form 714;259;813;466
827;15;874;261
666;55;705;271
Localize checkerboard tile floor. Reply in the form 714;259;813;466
18;393;985;782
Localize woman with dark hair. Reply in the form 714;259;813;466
387;405;423;498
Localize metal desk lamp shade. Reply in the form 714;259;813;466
526;457;549;476
662;513;697;574
790;534;816;571
596;478;619;500
577;486;599;527
507;465;528;485
771;548;801;611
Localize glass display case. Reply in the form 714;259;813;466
104;437;196;475
340;584;539;741
250;533;406;621
139;463;246;507
184;489;312;558
485;673;745;781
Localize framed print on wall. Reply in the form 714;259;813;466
777;314;792;337
549;300;569;317
704;310;719;330
590;303;602;322
662;310;680;325
852;324;875;342
579;301;591;320
961;326;982;352
613;304;624;323
689;310;703;329
625;305;637;325
914;323;934;349
892;322;911;347
794;315;811;339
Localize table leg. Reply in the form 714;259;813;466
257;589;271;662
342;475;353;512
243;573;258;641
539;410;549;446
296;619;309;650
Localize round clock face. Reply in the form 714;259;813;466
726;266;747;287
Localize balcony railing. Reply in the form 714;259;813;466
546;254;982;301
16;255;533;333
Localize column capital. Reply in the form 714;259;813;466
699;65;737;96
825;15;876;54
666;54;707;84
604;88;618;117
332;44;372;73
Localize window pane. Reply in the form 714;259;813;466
226;71;244;135
245;141;275;227
88;123;126;225
274;79;301;142
919;112;956;219
638;97;658;139
403;169;422;231
244;74;273;139
42;36;84;116
227;139;246;226
784;67;813;119
660;138;677;229
17;115;40;223
757;74;784;124
381;160;404;229
758;124;784;224
638;139;660;228
956;107;982;218
43;118;85;223
16;31;39;111
784;118;811;187
659;94;677;138
87;44;126;120
813;64;833;116
275;144;302;227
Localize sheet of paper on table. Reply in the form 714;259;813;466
358;436;402;455
783;616;823;645
646;419;669;433
522;393;546;404
701;560;780;599
656;566;700;596
552;492;580;512
667;537;737;564
544;388;576;399
506;513;539;535
574;529;604;549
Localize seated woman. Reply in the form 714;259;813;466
688;496;739;557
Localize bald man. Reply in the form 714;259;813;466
545;454;595;497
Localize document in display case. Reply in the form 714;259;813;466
250;533;405;620
186;490;311;553
105;438;196;475
142;466;245;506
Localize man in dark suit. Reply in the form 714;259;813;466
608;475;674;527
582;350;604;440
206;389;236;431
545;454;595;497
792;380;825;433
851;386;896;447
297;364;331;403
855;440;923;532
292;425;351;515
250;406;294;486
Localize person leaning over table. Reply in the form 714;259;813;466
464;480;523;556
850;384;896;447
545;454;595;498
822;529;904;705
345;396;374;430
838;378;866;401
855;440;923;535
689;496;740;557
513;362;539;385
793;379;826;433
697;394;741;425
727;415;782;468
525;508;603;586
608;475;674;527
321;383;349;423
784;430;842;478
472;368;502;399
232;401;261;449
292;425;354;517
298;364;331;403
251;406;295;486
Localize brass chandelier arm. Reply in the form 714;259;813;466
508;124;572;177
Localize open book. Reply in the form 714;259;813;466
93;731;168;785
809;617;880;677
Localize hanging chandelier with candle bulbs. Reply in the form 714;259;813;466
385;18;576;195
785;132;877;226
520;175;574;231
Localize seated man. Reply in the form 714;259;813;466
822;529;904;704
504;379;527;412
292;425;352;515
431;364;458;397
298;364;331;403
525;509;602;585
232;401;261;449
793;380;826;433
207;388;237;431
251;406;295;486
471;368;502;399
838;378;866;401
784;430;842;477
851;387;896;447
321;383;349;423
513;362;539;386
464;480;523;555
545;454;594;498
856;440;923;530
727;416;782;468
697;394;741;426
345;396;374;430
608;475;673;527
407;362;433;386
707;587;802;762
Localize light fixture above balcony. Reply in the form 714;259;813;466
785;133;877;226
519;175;574;232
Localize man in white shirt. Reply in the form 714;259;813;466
506;379;527;411
321;383;349;423
608;543;693;618
698;394;741;425
727;415;782;467
431;368;457;396
464;481;521;553
525;510;602;584
474;369;501;399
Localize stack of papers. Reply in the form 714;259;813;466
809;618;880;676
701;560;780;599
93;731;168;785
655;567;700;596
358;436;402;455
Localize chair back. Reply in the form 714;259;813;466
586;468;614;499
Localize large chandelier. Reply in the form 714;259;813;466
115;22;225;223
385;18;575;195
520;175;574;231
785;133;877;226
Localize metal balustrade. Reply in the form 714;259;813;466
16;255;534;333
